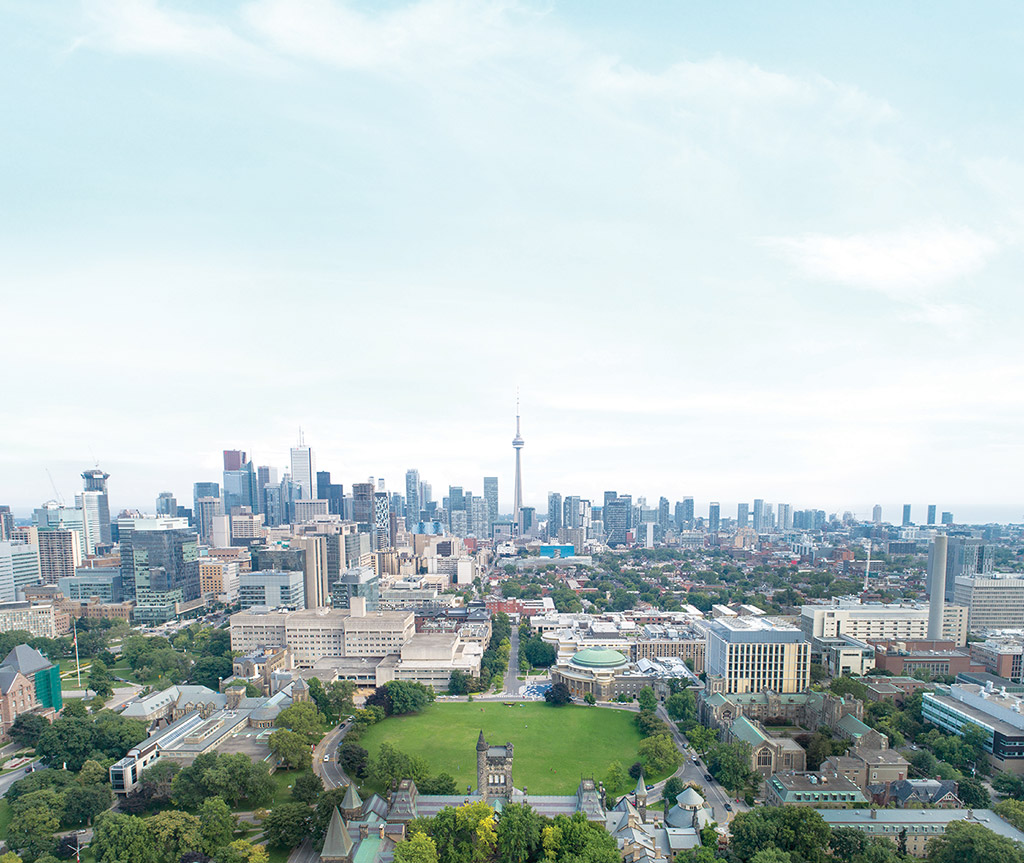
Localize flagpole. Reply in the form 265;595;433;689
74;618;81;689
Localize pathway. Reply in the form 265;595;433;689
503;624;522;696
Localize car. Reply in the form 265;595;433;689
646;784;654;790
323;755;330;762
691;756;699;763
724;803;733;812
705;774;713;782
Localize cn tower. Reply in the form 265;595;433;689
512;396;524;534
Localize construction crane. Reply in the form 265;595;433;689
46;469;65;506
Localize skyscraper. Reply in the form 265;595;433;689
658;497;669;531
117;516;199;605
352;483;374;526
223;450;246;471
257;466;277;516
0;506;13;541
547;492;562;540
872;504;882;524
902;504;912;527
927;504;937;526
708;502;721;534
605;496;632;546
737;503;749;528
778;503;792;531
374;490;391;550
289;434;316;501
317;471;344;516
81;468;111;545
512;401;524;533
406;470;421;524
752;499;764;533
156;492;177;516
682;497;694;528
483;477;498;526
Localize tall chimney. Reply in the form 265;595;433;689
927;535;948;640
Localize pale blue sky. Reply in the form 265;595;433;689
2;1;1022;522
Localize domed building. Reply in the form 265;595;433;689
550;647;630;700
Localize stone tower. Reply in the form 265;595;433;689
476;731;514;803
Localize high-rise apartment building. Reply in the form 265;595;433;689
682;497;694;528
34;502;94;556
872;504;882;524
547;493;562;540
752;498;764;533
406;470;421;524
708;502;720;534
374;491;391;550
0;507;13;542
706;617;810;695
75;491;106;553
927;505;937;526
778;503;792;531
737;503;749;528
37;530;82;584
483;477;498;527
470;495;490;538
0;542;41;602
943;536;995;601
941;512;954;526
902;504;912;527
289;437;316;502
81;468;111;545
605;496;632;546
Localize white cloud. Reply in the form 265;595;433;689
762;225;998;296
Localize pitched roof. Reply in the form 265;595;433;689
342;782;363;812
634;773;648;799
2;645;52;675
730;716;769;747
320;807;354;860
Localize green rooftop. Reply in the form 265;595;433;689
571;647;628;668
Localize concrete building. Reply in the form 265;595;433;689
954;575;1024;632
970;636;1024;683
198;559;240;602
289;440;316;503
705;617;810;695
229;602;415;666
800;598;968;646
0;601;69;638
294;500;329;523
330;566;379;611
0;542;41;603
923;682;1024;774
37;529;82;584
59;568;122;603
238;570;305;610
871;640;985;678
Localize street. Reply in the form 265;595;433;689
313;723;350;789
503;624;522;695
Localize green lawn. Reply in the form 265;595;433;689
356;702;662;795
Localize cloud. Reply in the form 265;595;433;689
81;0;271;67
762;225;998;296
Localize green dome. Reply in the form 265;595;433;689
571;647;628;668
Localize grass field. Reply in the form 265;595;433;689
356;702;659;795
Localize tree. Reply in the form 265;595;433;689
6;797;59;861
148;810;204;863
829;676;869;701
262;803;312;850
604;761;629;794
190;656;233;691
419;773;458;795
385;681;435;716
635;710;669;738
92;812;158;863
637;686;658;713
993;799;1024;831
35;716;95;770
706;741;756;796
958;776;991;808
496;802;541;863
638;733;680;775
992;772;1024;800
217;840;269;863
628;762;644;780
665;690;696;725
199;797;236;854
750;850;791;863
449;670;470;696
62;699;88;717
927;820;1024;863
291;770;323;804
269;728;312;770
663;777;685;803
10;713;50;747
685;724;718;755
62;783;113;826
338;742;369;779
394;832;439;863
274;702;325;744
830;826;869;859
88;658;115;699
730;807;831;863
78;758;109;787
584;693;596;705
544;682;572;706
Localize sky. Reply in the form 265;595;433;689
2;1;1023;523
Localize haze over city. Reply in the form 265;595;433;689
2;1;1022;518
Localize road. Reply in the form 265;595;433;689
313;723;351;790
0;762;45;797
503;624;521;695
62;684;142;710
288;838;319;863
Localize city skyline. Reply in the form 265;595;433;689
1;2;1022;518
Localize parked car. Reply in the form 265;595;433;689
705;774;714;782
724;803;733;812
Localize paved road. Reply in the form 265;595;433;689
0;762;44;797
314;724;351;790
288;837;319;863
503;625;521;696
